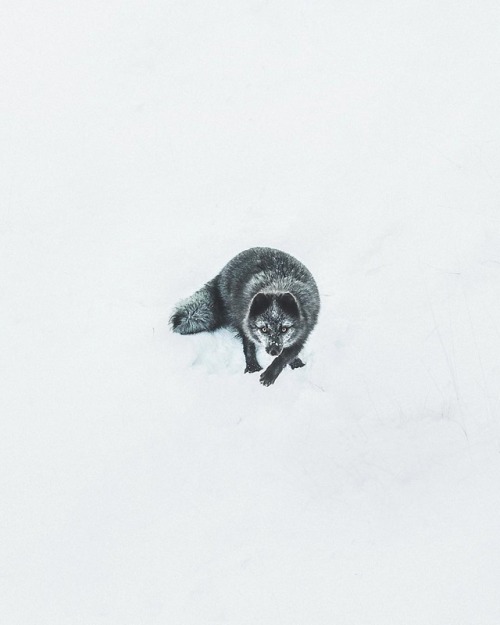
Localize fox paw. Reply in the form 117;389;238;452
245;362;263;374
289;358;305;369
260;368;279;386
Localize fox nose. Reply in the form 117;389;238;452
268;347;281;356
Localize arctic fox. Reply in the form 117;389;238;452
170;247;320;386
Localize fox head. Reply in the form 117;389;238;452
246;292;301;356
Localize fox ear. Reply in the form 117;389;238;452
249;293;271;317
277;292;300;317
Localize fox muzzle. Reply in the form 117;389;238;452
266;345;283;357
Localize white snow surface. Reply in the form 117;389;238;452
2;1;500;623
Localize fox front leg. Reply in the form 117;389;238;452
242;336;262;373
260;345;303;386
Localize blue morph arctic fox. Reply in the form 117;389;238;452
170;247;320;386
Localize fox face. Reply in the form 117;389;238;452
246;292;301;356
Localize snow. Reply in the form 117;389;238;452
1;1;500;623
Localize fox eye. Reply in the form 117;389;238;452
260;327;268;333
281;326;289;333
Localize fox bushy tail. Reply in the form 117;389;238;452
170;277;225;335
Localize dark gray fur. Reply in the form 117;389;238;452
170;247;320;386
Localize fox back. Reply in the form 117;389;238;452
218;247;320;335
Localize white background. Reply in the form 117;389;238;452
1;1;500;623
